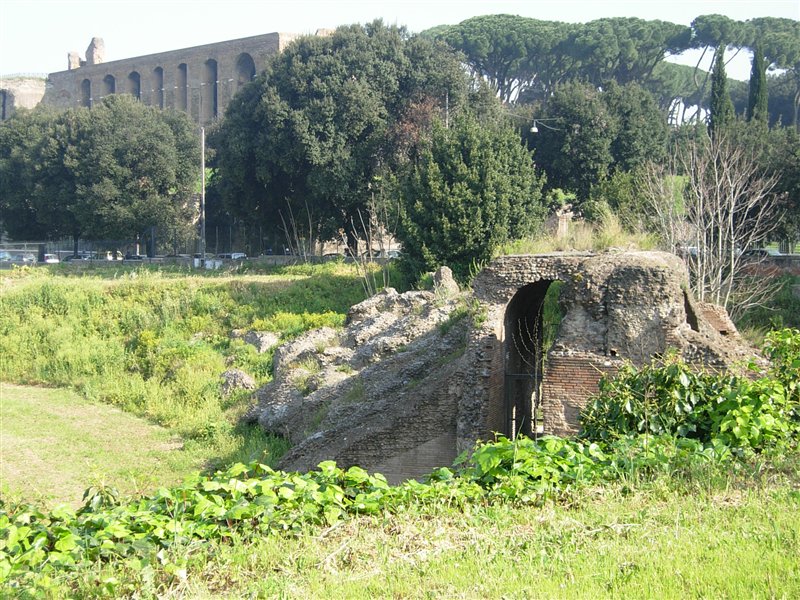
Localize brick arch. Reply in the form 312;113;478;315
80;79;91;107
127;71;141;99
235;53;256;88
470;254;590;443
503;280;563;439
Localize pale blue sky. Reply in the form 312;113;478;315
1;0;798;79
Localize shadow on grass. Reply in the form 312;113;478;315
202;421;292;475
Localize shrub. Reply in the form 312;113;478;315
580;329;800;452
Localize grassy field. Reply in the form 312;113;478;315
30;462;800;598
174;482;800;598
0;262;376;482
0;383;200;507
2;262;799;598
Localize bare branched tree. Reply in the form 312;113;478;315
342;185;400;297
640;131;784;320
279;198;317;260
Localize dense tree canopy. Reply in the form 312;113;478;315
525;81;667;202
210;21;470;250
437;15;689;105
0;96;199;249
439;14;533;104
397;112;545;280
430;13;799;131
0;107;61;241
569;17;691;86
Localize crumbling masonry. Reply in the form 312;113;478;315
248;252;753;482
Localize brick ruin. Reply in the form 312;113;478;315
249;252;754;482
456;251;751;452
40;33;302;125
2;33;317;124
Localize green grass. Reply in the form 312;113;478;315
0;383;199;507
56;470;800;598
0;263;371;480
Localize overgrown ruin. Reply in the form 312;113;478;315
246;252;754;482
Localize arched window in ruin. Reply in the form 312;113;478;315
235;53;256;89
503;281;563;439
0;90;8;120
127;71;141;100
80;79;91;107
202;59;218;123
153;67;164;109
177;63;188;111
102;74;116;98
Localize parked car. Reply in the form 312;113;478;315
63;251;97;261
741;248;782;259
43;254;60;263
11;253;37;264
218;252;247;260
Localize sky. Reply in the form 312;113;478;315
1;0;798;80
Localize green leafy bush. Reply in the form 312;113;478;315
580;329;800;452
762;328;800;406
0;412;781;595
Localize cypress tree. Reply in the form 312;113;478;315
747;44;768;124
709;47;735;137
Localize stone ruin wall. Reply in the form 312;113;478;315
40;32;306;125
457;251;751;450
247;252;754;482
0;77;47;121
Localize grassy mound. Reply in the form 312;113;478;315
0;263;371;474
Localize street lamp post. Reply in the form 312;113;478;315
200;126;206;267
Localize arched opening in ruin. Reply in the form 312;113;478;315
153;67;164;109
177;63;188;111
127;72;141;99
80;79;91;107
503;280;563;439
0;90;7;120
202;59;218;123
102;74;115;98
235;53;256;89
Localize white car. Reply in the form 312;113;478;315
44;254;60;263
